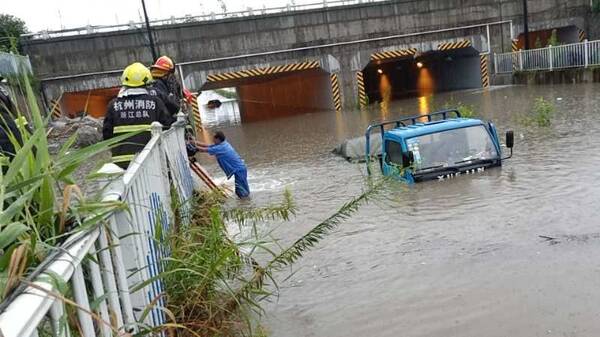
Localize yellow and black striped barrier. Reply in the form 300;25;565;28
330;73;342;111
480;54;490;88
371;48;418;61
579;29;586;42
511;39;520;72
206;60;320;82
356;71;367;109
511;39;519;52
190;93;202;133
50;99;62;119
438;40;472;51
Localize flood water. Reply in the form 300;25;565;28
196;83;600;337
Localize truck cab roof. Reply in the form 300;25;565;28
384;118;486;141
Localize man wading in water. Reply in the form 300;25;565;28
192;131;250;198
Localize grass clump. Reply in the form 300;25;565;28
532;97;554;126
517;97;554;127
442;100;476;118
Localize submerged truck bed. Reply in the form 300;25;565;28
333;134;381;162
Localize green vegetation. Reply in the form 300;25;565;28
442;100;476;118
516;97;555;127
547;29;559;46
0;75;131;301
0;14;28;52
534;37;543;49
593;0;600;13
532;97;554;126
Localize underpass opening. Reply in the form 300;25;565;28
61;87;120;118
362;46;483;105
515;25;583;50
201;62;335;123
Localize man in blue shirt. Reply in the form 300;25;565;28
194;131;250;198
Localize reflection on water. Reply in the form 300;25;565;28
196;84;600;337
379;74;392;118
417;94;431;116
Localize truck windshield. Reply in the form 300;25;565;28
407;125;498;172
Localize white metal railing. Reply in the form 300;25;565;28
0;113;194;337
24;0;386;40
494;39;600;74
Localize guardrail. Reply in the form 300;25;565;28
24;0;386;40
0;113;195;337
494;39;600;74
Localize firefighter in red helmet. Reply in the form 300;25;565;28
148;56;183;116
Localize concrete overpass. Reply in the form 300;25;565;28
23;0;595;121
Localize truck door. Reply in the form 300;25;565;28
383;139;406;177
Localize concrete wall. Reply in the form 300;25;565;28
513;68;600;85
23;0;593;108
588;12;600;40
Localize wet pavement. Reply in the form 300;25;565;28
196;83;600;337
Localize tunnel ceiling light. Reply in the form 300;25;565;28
416;62;424;68
377;69;383;74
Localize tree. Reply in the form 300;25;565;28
0;14;28;52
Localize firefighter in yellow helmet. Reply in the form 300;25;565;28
103;62;174;168
148;56;182;116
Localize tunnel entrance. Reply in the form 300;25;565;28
60;87;119;118
515;25;582;50
201;62;335;123
362;46;483;104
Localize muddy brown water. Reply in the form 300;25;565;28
196;83;600;337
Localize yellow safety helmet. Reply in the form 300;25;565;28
121;62;152;87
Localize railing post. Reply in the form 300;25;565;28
548;45;553;70
49;300;70;337
176;111;186;125
519;50;523;71
584;39;589;68
72;265;96;337
494;53;498;74
151;121;163;137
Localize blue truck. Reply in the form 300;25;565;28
365;109;514;183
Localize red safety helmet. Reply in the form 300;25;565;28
183;88;195;104
151;56;175;72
